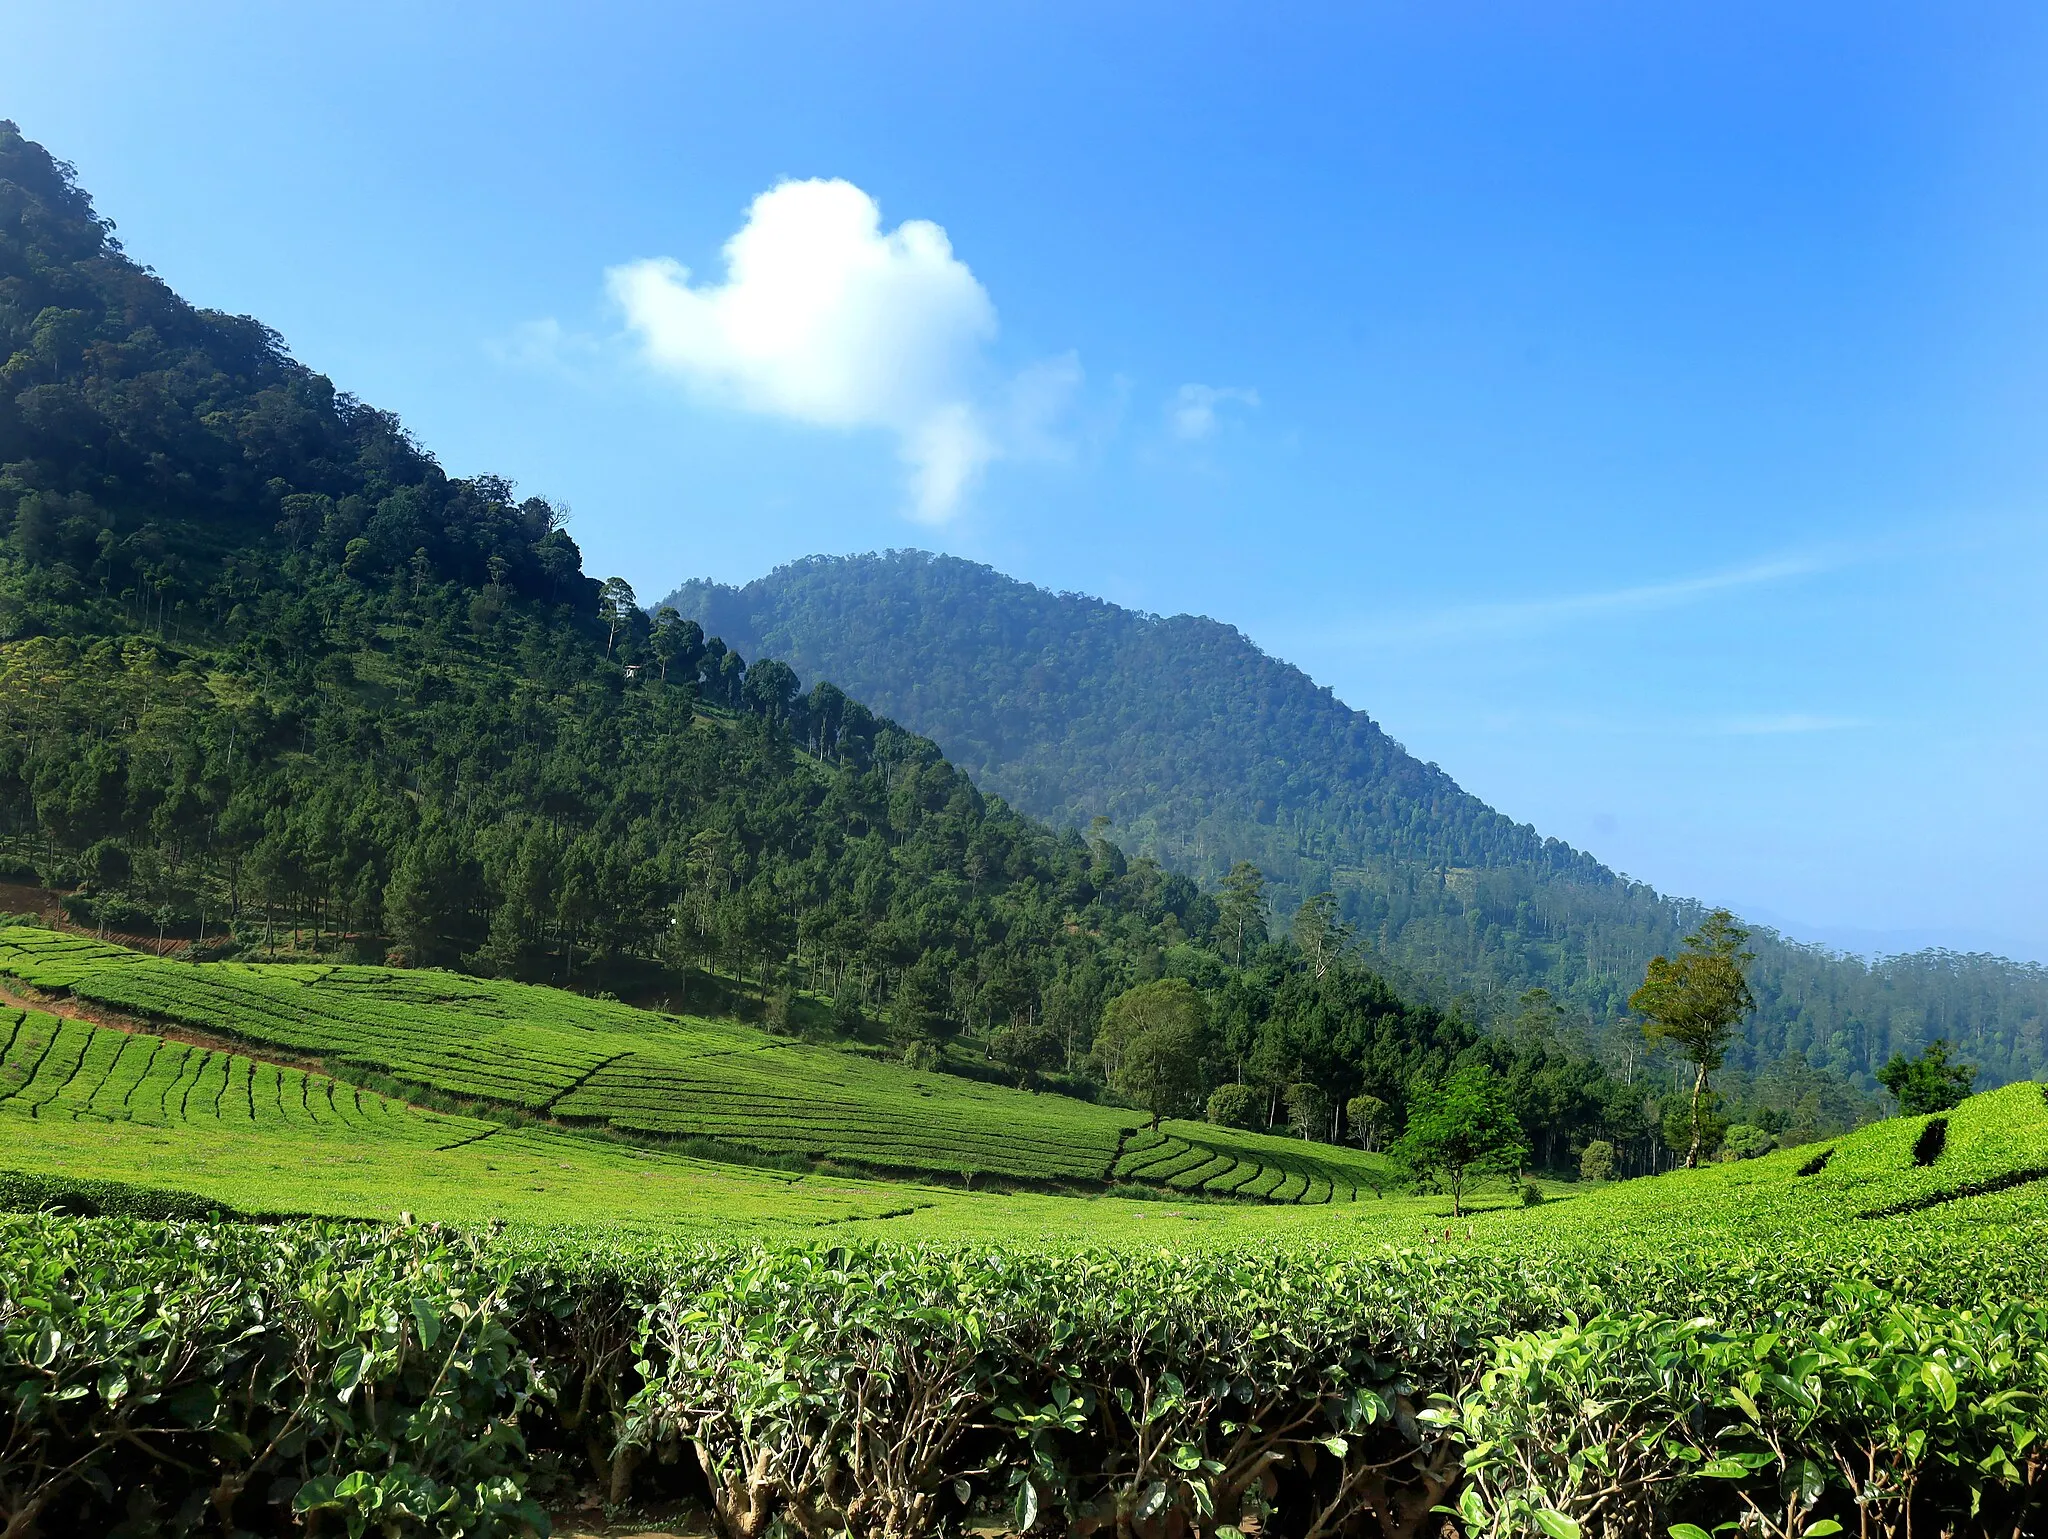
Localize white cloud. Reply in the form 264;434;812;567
1168;383;1260;440
608;178;1003;522
1005;352;1085;461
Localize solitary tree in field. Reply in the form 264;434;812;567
1629;909;1755;1170
1878;1038;1977;1115
1100;979;1210;1129
1394;1063;1527;1218
1115;1017;1207;1130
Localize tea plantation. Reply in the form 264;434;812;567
2;924;2045;1536
0;926;1394;1200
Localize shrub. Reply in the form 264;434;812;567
1719;1123;1777;1161
5;1201;2048;1539
1520;1181;1543;1207
1205;1083;1260;1130
1579;1139;1616;1183
0;1217;546;1538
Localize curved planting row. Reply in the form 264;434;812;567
0;928;1421;1198
0;1009;481;1144
554;1053;1129;1180
0;929;1137;1187
1110;1121;1390;1204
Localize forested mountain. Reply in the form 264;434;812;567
661;552;2048;1092
1;120;1768;1176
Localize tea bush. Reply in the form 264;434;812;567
0;1217;546;1538
6;1187;2046;1537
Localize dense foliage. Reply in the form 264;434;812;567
662;552;2048;1096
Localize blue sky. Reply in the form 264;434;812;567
7;1;2046;958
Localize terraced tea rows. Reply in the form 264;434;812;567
0;1006;972;1232
1113;1122;1392;1202
0;927;1384;1200
0;1007;482;1141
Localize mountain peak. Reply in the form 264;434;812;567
659;552;2047;1087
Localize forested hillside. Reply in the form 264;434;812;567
0;121;1790;1176
662;551;2048;1091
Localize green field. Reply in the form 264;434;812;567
4;922;2043;1245
3;925;2041;1253
0;926;1395;1202
4;932;2047;1537
0;1007;978;1233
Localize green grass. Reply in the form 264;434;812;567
0;1007;977;1234
0;926;1381;1201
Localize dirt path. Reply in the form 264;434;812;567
0;882;190;957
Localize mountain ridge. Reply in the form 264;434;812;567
659;550;2048;1090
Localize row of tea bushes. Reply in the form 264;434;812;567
4;1208;2044;1537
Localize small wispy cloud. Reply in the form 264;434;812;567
1168;383;1259;440
1320;550;1845;652
485;317;601;377
1714;713;1870;736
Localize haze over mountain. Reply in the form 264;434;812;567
662;551;2048;1088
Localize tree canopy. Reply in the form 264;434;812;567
1630;910;1757;1168
1877;1038;1977;1116
1393;1063;1528;1218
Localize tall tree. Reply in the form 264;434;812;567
1290;891;1353;981
649;607;703;684
1629;909;1755;1169
1214;861;1269;965
599;577;638;658
1113;1013;1208;1130
1095;979;1207;1081
1098;979;1210;1128
1345;1092;1388;1151
1394;1063;1527;1218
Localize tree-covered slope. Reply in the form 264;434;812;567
7;122;1741;1182
0;121;1226;1051
661;552;2048;1090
